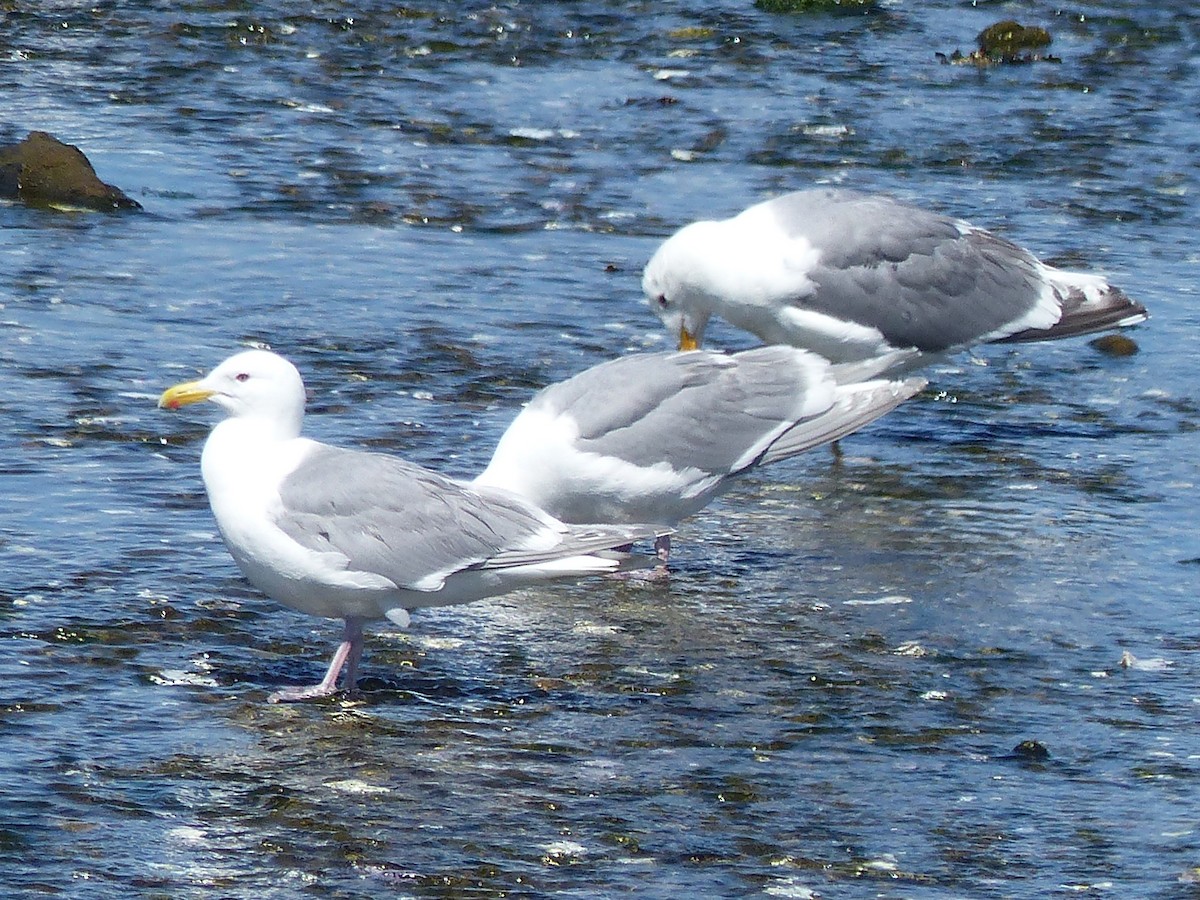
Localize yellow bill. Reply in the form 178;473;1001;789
158;380;214;410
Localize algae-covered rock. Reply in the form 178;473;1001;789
0;131;141;211
755;0;875;13
1090;333;1140;357
938;19;1059;66
978;20;1051;56
668;26;715;40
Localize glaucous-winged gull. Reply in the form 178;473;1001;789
643;188;1147;368
159;349;663;702
473;346;924;563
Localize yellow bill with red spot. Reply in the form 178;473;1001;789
158;380;214;410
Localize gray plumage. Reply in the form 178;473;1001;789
771;191;1046;350
277;445;651;585
643;188;1147;364
473;346;924;528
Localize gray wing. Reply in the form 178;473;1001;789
767;189;1046;351
469;486;664;566
529;347;836;477
756;376;926;467
274;445;635;588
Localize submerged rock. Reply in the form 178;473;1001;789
0;131;141;211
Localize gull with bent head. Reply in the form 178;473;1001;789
472;345;924;564
643;188;1147;368
158;349;663;702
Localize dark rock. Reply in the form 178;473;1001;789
1011;739;1050;760
1089;333;1140;357
0;131;141;211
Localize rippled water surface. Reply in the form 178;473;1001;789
2;2;1199;897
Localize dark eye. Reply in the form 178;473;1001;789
655;294;669;308
235;372;250;382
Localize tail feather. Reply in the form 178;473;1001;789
756;377;926;467
994;270;1148;344
484;524;671;569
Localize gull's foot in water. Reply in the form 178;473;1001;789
608;560;672;583
607;564;670;584
607;533;672;582
602;533;672;582
268;618;364;703
633;563;672;583
268;681;352;703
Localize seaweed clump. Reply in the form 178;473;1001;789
938;19;1060;66
755;0;875;13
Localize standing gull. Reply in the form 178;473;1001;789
472;345;924;563
158;349;663;702
643;188;1147;367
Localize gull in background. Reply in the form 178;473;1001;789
643;188;1147;369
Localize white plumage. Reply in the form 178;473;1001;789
159;349;661;702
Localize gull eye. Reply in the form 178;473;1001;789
654;294;669;309
235;372;250;383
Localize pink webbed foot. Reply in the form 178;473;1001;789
268;618;365;703
607;533;672;583
268;681;343;703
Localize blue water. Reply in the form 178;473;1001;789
2;2;1199;897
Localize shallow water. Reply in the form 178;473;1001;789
2;1;1199;897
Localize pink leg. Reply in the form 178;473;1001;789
268;618;365;703
631;533;672;582
654;534;671;566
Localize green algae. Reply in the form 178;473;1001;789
755;0;875;13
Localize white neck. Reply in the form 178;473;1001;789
200;416;308;517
